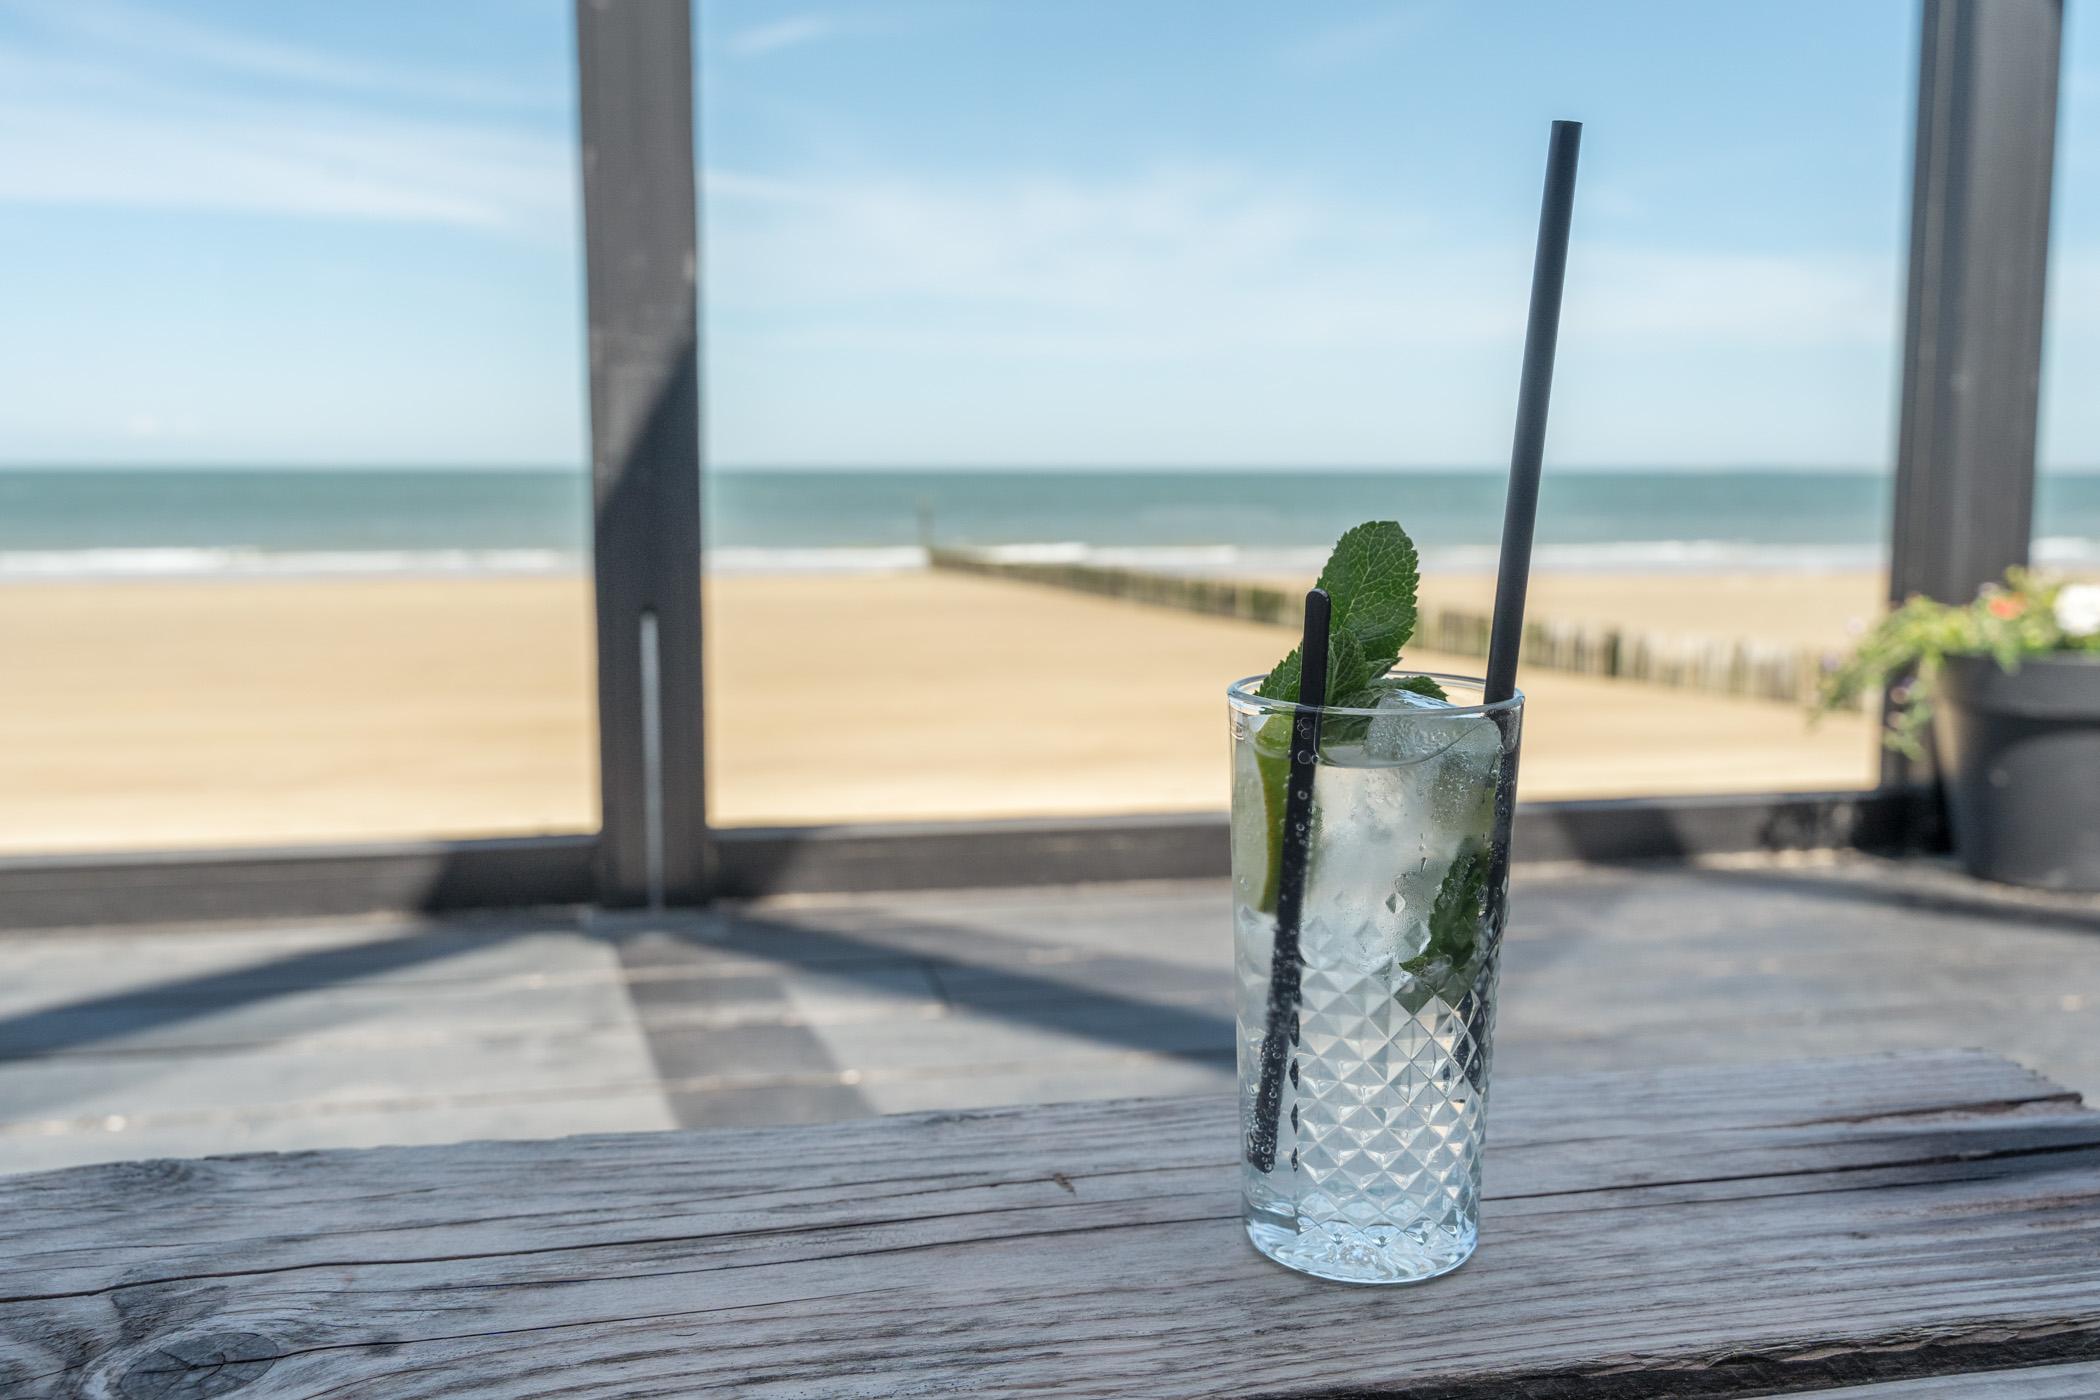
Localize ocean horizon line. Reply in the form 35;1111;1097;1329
5;466;2096;581
7;536;2100;585
20;461;2100;476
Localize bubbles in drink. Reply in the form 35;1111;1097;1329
1365;685;1464;764
1234;677;1505;1283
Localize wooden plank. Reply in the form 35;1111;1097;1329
0;835;596;931
804;996;1230;1070
1762;1362;2100;1397
0;793;1933;932
0;922;599;990
856;1057;1232;1116
712;813;1235;896
2;1053;2095;1398
4;1052;2038;1277
707;792;1925;900
0;1092;677;1177
0;969;645;1058
29;1053;2048;1277
0;921;677;1174
634;868;2100;1128
0;1024;669;1123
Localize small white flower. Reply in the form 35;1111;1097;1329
2055;583;2100;638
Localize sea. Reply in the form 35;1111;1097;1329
3;466;2098;581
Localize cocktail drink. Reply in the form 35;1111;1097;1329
1229;670;1522;1284
1217;116;1574;1285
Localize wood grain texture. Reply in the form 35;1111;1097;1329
1;1051;2095;1399
1758;1361;2100;1396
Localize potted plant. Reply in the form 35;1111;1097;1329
1820;571;2100;890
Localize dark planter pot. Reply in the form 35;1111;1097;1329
1935;652;2100;891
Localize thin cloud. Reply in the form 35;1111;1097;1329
727;14;840;58
700;164;1898;359
699;164;1908;466
8;0;556;108
0;92;569;230
0;9;570;233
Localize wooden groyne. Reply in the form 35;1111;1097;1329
929;546;1853;709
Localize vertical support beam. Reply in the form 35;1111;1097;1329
1885;0;2062;787
576;0;707;906
1891;0;2061;605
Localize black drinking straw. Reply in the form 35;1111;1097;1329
1485;120;1582;706
1248;588;1330;1174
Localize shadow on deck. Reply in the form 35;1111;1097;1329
1;854;2096;1173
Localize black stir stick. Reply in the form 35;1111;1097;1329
1485;119;1581;707
1247;122;1582;1176
1247;588;1329;1174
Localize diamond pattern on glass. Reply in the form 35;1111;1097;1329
1292;944;1490;1238
1239;917;1499;1283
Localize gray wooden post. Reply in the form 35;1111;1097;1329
1885;0;2062;787
576;0;708;907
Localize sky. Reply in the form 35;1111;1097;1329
0;0;2094;471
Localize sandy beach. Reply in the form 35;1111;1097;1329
1417;569;1887;650
0;569;1880;853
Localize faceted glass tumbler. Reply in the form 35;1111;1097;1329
1228;672;1522;1284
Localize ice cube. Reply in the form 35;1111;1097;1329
1365;686;1463;764
1313;737;1380;768
1427;715;1508;837
1297;905;1429;976
1234;900;1277;976
1300;773;1434;971
1390;851;1452;933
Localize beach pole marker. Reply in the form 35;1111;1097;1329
1248;587;1329;1174
1486;120;1582;705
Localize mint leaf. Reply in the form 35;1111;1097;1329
1322;672;1446;720
1256;523;1420;704
1398;838;1494;1009
1416;839;1489;968
1247;631;1373;914
1255;628;1372;706
1245;520;1424;916
1319;521;1420;658
1320;685;1384;750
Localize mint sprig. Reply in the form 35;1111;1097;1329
1400;838;1495;1012
1317;519;1422;659
1417;839;1488;968
1256;521;1423;708
1239;519;1494;992
1243;521;1441;912
1386;673;1450;704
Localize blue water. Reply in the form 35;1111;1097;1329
2;466;2096;577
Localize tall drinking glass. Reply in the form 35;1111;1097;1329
1229;672;1523;1284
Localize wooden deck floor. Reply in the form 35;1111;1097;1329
3;855;2098;1174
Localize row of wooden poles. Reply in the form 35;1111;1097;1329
928;547;1861;710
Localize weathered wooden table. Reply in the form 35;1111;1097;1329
4;1050;2097;1398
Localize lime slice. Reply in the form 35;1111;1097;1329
1232;715;1293;914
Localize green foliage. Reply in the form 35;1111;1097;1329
1418;839;1489;969
1816;569;2100;758
1256;521;1426;706
1245;522;1434;914
1257;629;1371;709
1386;673;1450;703
1400;839;1494;1009
1315;521;1421;659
